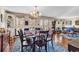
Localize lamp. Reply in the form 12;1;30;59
0;22;5;33
29;6;42;19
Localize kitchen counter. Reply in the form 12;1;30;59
68;40;79;52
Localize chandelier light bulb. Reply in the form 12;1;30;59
30;6;42;19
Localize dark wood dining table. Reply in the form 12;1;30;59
25;33;40;52
24;30;49;52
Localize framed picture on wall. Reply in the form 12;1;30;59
25;21;28;25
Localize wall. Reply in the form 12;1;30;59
55;17;79;30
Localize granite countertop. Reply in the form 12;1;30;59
62;34;79;40
63;34;79;49
69;40;79;48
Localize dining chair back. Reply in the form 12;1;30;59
35;30;48;52
18;29;32;52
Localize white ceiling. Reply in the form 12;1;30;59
4;6;79;18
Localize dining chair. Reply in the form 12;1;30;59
18;29;33;52
34;31;48;52
35;28;40;30
24;28;29;31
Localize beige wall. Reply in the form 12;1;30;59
55;18;79;30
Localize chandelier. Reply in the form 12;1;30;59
29;6;42;19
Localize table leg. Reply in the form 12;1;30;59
32;37;36;52
45;44;47;52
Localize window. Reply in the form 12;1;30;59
66;21;72;25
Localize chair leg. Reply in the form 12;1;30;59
45;44;47;52
21;45;23;52
32;44;36;52
51;39;54;50
30;46;33;52
21;48;23;52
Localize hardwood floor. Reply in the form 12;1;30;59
9;33;70;52
1;33;70;52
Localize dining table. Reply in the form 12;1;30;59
24;30;40;52
24;30;49;52
28;35;36;52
